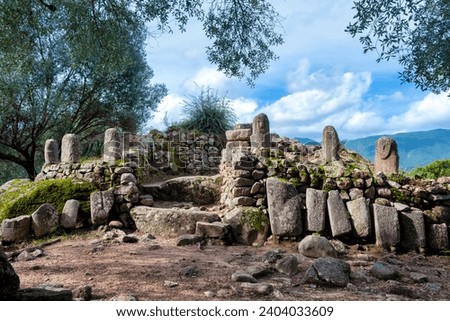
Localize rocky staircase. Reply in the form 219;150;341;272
131;175;228;242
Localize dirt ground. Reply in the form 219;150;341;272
6;229;450;301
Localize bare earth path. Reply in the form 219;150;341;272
7;230;450;301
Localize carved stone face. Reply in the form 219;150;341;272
253;114;269;134
377;138;394;160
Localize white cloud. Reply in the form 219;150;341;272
148;94;185;130
261;62;372;138
387;92;450;131
229;98;258;124
183;67;230;92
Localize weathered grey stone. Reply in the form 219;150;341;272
108;220;124;229
250;182;262;194
196;221;230;238
0;246;20;298
305;188;327;232
399;211;426;251
115;182;140;203
346;198;371;238
60;199;79;230
226;129;252;141
298;235;337;258
14;287;73;301
90;189;115;227
61;133;80;163
120;173;137;185
252;170;265;180
233;196;256;206
275;255;298;276
231;273;257;283
266;177;302;237
373;204;400;248
226;141;251;150
240;283;273;296
304;258;350;287
73;285;92;301
394;202;410;212
327;190;352;237
371;261;398;280
31;204;59;238
131;206;221;238
234;178;255;187
0;215;31;243
17;249;44;262
322;125;340;162
103;128;122;163
232;187;252;197
349;188;364;200
427;223;449;250
176;234;204;246
44;139;59;164
374;137;399;175
410;272;428;283
140;195;154;207
223;207;270;245
250;113;270;149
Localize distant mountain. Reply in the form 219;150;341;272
295;137;320;146
296;129;450;171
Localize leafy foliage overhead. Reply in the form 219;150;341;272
346;0;450;93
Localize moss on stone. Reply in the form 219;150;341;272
0;178;97;224
240;207;269;232
391;187;418;204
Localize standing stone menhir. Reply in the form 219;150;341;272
44;139;59;164
374;137;399;175
322;125;340;163
103;128;122;164
61;133;80;163
250;113;271;149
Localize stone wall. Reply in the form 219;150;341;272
126;129;223;175
220;114;450;252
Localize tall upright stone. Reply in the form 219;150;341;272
322;125;340;162
373;204;400;248
44;139;59;164
266;177;302;237
327;190;352;237
305;188;327;232
399;211;426;251
61;134;80;163
374;137;399;175
250;113;271;149
346;197;372;238
103;128;122;164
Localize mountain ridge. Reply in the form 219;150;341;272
295;128;450;171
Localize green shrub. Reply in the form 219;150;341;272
408;159;450;179
0;178;97;223
174;87;237;136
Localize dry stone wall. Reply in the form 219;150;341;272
220;115;450;252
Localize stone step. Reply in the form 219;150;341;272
130;206;221;238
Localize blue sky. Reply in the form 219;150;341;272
145;0;450;141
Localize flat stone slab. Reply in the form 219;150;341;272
327;190;352;237
399;211;426;251
346;198;372;238
305;188;327;232
131;206;221;238
266;177;302;237
373;204;400;248
225;129;251;142
0;215;31;243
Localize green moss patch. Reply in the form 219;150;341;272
240;207;269;232
0;178;97;224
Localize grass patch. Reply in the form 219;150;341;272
408;159;450;179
